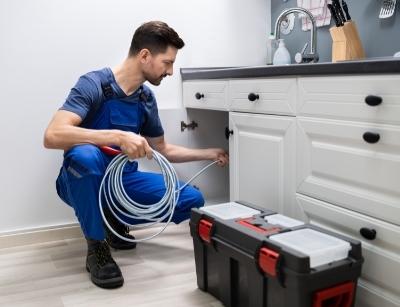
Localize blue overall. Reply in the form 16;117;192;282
55;70;204;240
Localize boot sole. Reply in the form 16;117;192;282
107;242;137;250
86;265;124;289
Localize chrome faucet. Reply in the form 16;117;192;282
274;7;319;63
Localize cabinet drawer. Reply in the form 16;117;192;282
183;80;228;111
298;75;400;125
296;194;400;307
297;117;400;225
229;78;296;115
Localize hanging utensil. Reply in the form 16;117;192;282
379;0;397;18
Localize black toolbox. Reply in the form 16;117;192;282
189;201;363;307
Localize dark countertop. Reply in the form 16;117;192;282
180;58;400;80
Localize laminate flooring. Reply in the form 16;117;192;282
0;222;224;307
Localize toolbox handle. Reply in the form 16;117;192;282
236;218;281;235
313;281;355;307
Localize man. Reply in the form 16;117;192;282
44;21;228;289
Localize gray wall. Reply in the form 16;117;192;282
272;0;400;63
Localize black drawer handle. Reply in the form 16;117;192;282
225;127;233;139
360;228;377;240
365;95;382;106
248;93;259;102
363;132;380;144
195;92;204;100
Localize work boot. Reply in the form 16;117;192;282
86;239;124;289
104;210;137;250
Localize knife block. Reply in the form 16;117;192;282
329;21;365;62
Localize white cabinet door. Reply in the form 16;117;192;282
296;194;400;307
297;117;400;225
182;80;228;111
229;112;296;216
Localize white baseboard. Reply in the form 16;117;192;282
0;196;230;250
0;223;83;249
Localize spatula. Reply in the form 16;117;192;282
379;0;397;18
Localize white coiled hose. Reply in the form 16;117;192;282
99;150;218;243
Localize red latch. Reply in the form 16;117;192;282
259;247;280;277
198;219;213;243
312;281;355;307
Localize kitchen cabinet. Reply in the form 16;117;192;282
182;77;297;214
297;75;400;307
182;72;400;307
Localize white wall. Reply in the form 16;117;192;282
0;0;271;234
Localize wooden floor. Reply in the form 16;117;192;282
0;222;223;307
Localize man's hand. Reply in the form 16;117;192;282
118;131;153;160
206;148;229;167
144;135;229;165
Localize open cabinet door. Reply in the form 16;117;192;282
186;108;230;204
141;107;230;204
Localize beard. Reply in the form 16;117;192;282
145;72;167;86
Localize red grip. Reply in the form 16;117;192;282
198;219;213;243
100;146;122;156
259;247;280;277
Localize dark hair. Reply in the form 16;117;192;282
129;21;185;56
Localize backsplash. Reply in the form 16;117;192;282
271;0;400;63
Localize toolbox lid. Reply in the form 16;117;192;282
199;202;261;220
270;229;352;268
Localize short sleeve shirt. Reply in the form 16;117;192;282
59;67;164;138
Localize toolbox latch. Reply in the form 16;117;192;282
259;247;280;277
198;219;213;243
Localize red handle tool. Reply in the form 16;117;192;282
100;146;123;156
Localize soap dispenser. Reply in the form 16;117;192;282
273;39;291;65
266;32;277;65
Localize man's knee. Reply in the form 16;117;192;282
190;188;205;209
181;186;205;210
170;187;204;224
65;144;106;176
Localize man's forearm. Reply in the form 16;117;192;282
44;125;123;151
159;143;214;163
